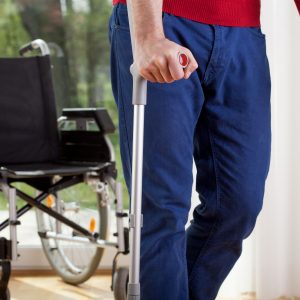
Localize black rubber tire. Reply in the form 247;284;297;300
1;288;10;300
113;267;129;300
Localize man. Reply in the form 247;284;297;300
108;1;300;299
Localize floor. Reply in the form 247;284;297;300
9;274;256;300
9;274;114;300
10;275;299;300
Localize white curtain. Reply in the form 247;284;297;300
190;1;300;299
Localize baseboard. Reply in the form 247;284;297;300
11;268;112;277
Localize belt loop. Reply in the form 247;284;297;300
112;3;120;28
211;25;221;66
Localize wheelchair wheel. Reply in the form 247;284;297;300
0;289;10;300
36;182;110;285
113;267;129;300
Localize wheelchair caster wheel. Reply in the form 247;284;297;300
113;267;129;300
0;288;10;300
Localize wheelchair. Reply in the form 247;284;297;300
0;39;129;300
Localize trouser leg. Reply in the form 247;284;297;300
186;26;272;300
108;4;220;299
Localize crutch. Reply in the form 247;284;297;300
126;1;189;299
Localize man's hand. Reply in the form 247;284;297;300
130;0;198;83
135;37;198;83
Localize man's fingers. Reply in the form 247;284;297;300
148;64;165;83
183;50;198;79
183;64;196;79
140;69;157;83
154;57;174;83
137;44;198;83
168;53;185;81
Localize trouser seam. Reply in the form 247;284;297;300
115;29;133;175
202;25;221;85
188;117;221;285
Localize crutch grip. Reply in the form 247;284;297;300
130;64;147;105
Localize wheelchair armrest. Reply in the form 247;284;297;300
62;108;116;134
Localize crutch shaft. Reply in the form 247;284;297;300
127;1;145;299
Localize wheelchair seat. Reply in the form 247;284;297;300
0;161;111;179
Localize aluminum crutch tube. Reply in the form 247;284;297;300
127;2;145;299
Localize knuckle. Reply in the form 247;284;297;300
155;56;165;64
150;54;158;62
193;62;199;68
192;65;198;72
189;63;197;71
166;52;173;60
149;59;155;66
147;63;156;71
153;58;165;68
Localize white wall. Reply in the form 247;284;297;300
256;0;300;298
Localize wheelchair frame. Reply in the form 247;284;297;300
0;39;129;299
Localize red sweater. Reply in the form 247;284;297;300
112;0;300;27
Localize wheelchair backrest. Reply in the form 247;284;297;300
0;56;60;164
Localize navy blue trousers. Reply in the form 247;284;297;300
108;3;271;300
